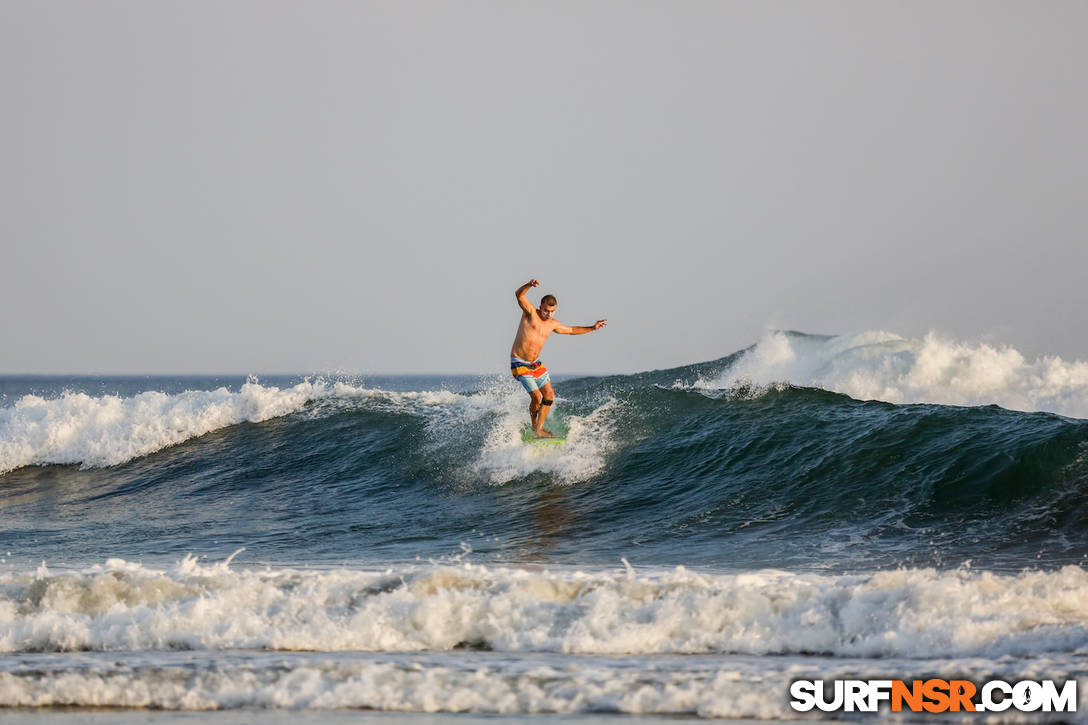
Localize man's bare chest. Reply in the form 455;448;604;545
521;319;552;337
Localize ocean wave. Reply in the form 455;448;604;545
0;380;320;474
4;557;1088;658
6;329;1086;482
0;661;787;716
0;373;623;486
0;379;504;475
705;331;1088;419
3;652;1080;718
2;366;1087;568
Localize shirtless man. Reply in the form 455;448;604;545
510;279;607;438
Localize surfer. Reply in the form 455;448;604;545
511;278;607;438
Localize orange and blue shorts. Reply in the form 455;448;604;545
511;356;551;392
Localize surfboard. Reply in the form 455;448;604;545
521;428;566;446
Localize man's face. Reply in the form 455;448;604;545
539;303;556;320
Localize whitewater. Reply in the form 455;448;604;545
709;330;1088;419
3;330;1088;721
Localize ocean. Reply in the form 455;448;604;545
2;330;1088;721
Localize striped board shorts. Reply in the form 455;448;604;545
510;356;551;392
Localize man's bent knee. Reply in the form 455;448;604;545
529;390;542;402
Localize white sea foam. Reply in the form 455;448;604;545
0;380;321;474
0;661;770;715
4;651;1078;719
329;374;620;485
705;330;1088;419
3;557;1088;659
469;386;620;485
0;379;517;475
0;375;616;481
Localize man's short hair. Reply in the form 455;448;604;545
541;294;558;307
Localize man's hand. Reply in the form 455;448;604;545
555;318;607;335
516;279;538;314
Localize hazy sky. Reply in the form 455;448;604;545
2;1;1085;375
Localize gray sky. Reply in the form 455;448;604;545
2;1;1085;375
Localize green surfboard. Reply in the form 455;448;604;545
521;428;566;446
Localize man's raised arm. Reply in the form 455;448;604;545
555;319;607;335
515;278;539;314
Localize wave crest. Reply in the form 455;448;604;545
4;558;1088;658
0;380;328;474
708;330;1088;418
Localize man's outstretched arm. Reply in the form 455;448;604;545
515;278;538;315
554;319;607;335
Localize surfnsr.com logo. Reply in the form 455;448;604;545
790;679;1077;713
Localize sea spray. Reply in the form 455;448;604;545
4;558;1088;658
709;330;1088;418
